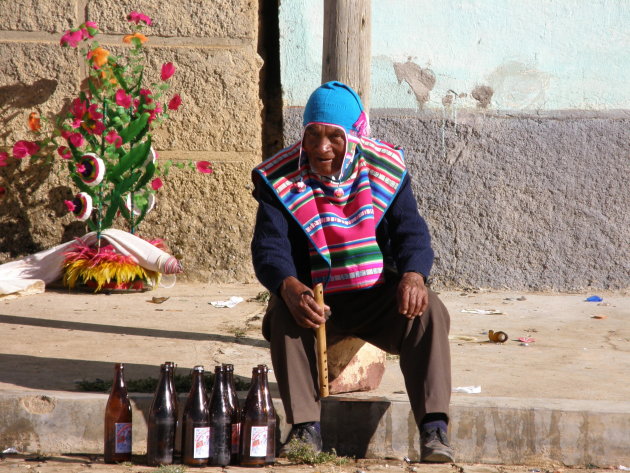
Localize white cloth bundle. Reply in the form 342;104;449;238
0;229;182;297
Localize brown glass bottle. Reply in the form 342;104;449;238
181;365;210;466
147;364;176;466
258;364;276;465
239;366;271;467
165;361;180;460
223;363;241;465
104;363;132;463
209;365;232;466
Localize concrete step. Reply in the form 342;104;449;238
2;390;629;466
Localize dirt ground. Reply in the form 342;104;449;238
1;283;628;405
0;453;621;473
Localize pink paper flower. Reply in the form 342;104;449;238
151;177;163;190
196;161;213;174
60;29;84;47
82;21;98;38
13;140;40;158
105;130;122;148
76;163;86;173
161;62;175;81
168;94;182;110
57;146;72;160
115;89;132;108
148;103;163;123
127;11;152;25
0;151;8;166
64;200;76;212
87;104;103;120
68;133;85;148
71;98;87;118
86;120;105;136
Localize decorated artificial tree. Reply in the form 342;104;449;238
0;12;212;292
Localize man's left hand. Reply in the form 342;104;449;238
397;272;428;318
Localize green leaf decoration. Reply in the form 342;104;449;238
112;67;129;92
119;112;150;144
117;170;141;196
100;188;121;230
107;137;151;181
133;162;156;192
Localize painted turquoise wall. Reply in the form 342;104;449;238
280;0;630;110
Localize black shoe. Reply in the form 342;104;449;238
278;422;322;457
420;427;454;463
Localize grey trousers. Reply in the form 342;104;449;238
262;279;452;427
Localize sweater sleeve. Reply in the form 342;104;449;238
250;181;299;295
382;174;434;279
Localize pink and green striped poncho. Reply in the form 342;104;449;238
253;134;406;294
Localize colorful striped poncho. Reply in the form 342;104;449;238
253;135;406;294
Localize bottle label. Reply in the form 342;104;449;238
193;427;211;459
249;426;267;457
114;422;132;453
231;422;241;453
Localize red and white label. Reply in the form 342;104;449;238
114;422;132;453
193;427;210;459
249;426;267;457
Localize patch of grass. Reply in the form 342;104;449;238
285;438;349;465
76;371;250;393
249;290;270;303
154;466;187;473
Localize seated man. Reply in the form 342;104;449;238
250;81;454;463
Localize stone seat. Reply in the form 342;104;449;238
327;335;386;394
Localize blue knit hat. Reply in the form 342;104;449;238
303;81;369;136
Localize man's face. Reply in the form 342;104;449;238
302;124;346;176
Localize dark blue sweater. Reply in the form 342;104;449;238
251;173;434;295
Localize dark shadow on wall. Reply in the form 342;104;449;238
258;0;284;159
0;80;85;259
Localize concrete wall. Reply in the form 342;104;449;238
0;0;262;282
280;0;630;290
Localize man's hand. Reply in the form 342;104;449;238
280;276;328;328
397;272;428;318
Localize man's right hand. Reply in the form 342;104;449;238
279;276;328;329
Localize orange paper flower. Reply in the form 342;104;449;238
123;32;148;44
88;47;110;67
28;112;41;131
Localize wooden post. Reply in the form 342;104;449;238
322;0;372;110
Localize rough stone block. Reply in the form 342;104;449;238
87;0;256;40
328;337;386;394
90;44;263;153
0;42;80;143
0;0;75;32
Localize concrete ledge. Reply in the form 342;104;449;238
2;389;628;466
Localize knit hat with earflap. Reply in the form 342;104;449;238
303;81;369;136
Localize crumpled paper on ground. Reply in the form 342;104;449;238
209;296;244;308
461;309;503;315
453;386;482;394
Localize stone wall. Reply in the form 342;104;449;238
284;108;630;291
0;0;262;282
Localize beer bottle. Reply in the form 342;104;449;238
165;361;180;460
104;363;132;463
209;365;232;466
147;364;176;466
258;364;276;465
223;363;241;465
239;366;271;467
181;365;210;466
